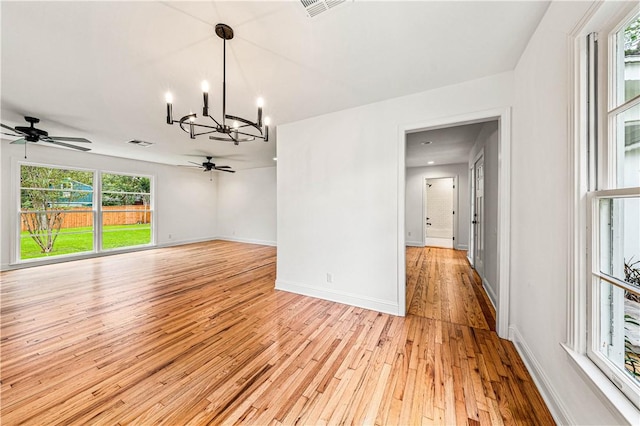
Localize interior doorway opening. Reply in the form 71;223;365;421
424;177;455;249
399;109;511;339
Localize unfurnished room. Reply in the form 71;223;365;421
1;1;639;425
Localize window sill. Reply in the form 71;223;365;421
562;343;640;425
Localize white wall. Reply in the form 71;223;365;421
405;163;469;249
276;71;513;315
0;143;218;270
468;121;499;305
510;1;627;424
216;166;277;246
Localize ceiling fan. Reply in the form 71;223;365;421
1;116;92;158
188;156;236;173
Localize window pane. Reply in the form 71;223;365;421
100;172;152;250
19;165;95;261
599;197;640;283
619;14;640;104
102;212;152;250
596;278;640;387
20;212;94;259
614;103;640;188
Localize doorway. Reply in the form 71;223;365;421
398;108;511;339
424;177;454;249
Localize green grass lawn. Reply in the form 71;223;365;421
20;224;151;260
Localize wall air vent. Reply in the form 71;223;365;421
128;140;153;147
300;0;347;18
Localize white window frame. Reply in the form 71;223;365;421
13;162;155;265
99;170;155;252
566;2;640;423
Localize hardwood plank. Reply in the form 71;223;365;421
0;241;554;425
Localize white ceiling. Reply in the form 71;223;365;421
1;1;549;170
406;122;489;168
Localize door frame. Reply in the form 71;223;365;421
423;176;458;249
471;150;485;273
398;107;511;339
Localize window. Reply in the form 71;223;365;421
16;165;153;262
19;165;95;260
101;173;152;250
585;10;640;410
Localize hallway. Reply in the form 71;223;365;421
405;246;553;424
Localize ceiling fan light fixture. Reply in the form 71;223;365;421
165;23;270;146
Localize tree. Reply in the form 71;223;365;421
21;165;93;254
625;16;640;55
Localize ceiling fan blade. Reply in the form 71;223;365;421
215;165;232;169
10;138;27;145
1;123;20;133
41;138;91;151
187;161;202;166
49;136;92;143
215;168;235;173
1;132;20;137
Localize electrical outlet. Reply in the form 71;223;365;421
408;231;411;236
168;234;172;239
326;273;333;283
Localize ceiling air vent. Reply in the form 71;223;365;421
128;140;153;147
300;0;347;18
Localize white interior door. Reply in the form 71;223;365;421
424;177;454;249
473;156;485;277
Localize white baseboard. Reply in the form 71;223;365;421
275;279;399;316
509;326;572;425
482;277;497;310
406;240;424;247
216;236;277;247
425;237;453;248
456;244;469;250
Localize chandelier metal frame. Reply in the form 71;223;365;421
165;23;269;145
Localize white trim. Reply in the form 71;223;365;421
216;236;277;247
482;277;497;310
562;344;640;425
405;241;424;247
457;244;468;251
509;326;574;425
275;279;399;316
399;107;511;336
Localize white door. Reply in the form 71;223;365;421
424;177;454;249
472;156;485;277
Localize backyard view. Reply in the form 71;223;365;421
20;165;152;260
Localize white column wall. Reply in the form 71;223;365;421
276;71;513;315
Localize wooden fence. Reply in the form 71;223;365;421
21;205;151;231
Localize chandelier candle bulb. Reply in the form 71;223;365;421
165;92;173;124
257;97;264;127
202;81;210;116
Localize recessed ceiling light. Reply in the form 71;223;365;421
273;157;277;161
128;140;153;147
421;141;433;145
427;161;435;165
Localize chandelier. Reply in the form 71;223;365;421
164;23;270;145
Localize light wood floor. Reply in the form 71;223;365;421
0;241;554;425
